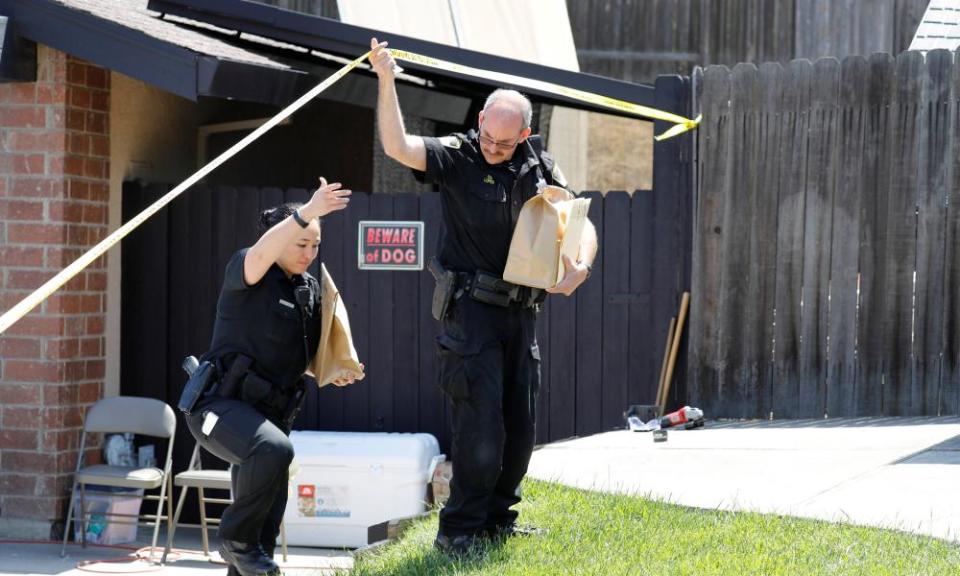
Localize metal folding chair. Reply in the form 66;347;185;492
162;442;287;563
61;396;176;563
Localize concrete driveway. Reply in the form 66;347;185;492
0;531;353;575
527;416;960;542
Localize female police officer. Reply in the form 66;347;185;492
185;178;356;576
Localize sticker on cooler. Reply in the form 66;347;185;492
297;485;316;517
298;484;351;518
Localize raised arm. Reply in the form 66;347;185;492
369;38;427;171
243;178;350;285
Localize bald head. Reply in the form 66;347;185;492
483;89;533;130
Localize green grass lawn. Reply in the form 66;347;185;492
347;479;960;576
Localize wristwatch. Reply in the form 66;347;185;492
581;260;593;279
292;209;309;228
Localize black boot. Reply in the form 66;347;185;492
219;540;281;576
433;533;483;557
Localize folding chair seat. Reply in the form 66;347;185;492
162;442;287;563
61;396;176;563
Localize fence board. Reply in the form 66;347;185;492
913;49;952;416
883;51;923;415
739;61;783;418
856;54;896;416
337;191;370;431
771;59;812;418
688;65;731;412
797;58;840;417
575;191;605;435
827;56;868;417
627;190;654;407
392;194;421;432
942;51;960;416
601;192;631;429
547;256;577;440
368;194;396;431
716;63;759;418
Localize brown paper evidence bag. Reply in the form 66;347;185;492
308;264;365;387
503;185;592;289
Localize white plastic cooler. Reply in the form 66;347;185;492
283;430;441;548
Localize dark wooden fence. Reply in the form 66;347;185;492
568;0;928;84
690;49;960;418
121;183;690;470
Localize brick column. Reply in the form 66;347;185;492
0;45;109;537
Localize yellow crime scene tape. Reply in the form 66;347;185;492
390;49;701;141
0;47;699;335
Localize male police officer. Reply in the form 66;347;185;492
369;38;598;555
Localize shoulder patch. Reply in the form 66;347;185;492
551;163;568;188
438;136;461;149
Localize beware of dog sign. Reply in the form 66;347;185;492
357;221;424;271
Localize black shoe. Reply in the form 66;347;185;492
433;533;483;557
219;540;281;576
485;523;547;539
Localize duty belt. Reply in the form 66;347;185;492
456;270;539;309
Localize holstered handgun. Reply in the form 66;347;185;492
428;256;457;321
177;356;215;415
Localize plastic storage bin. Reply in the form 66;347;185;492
73;485;144;545
283;431;441;548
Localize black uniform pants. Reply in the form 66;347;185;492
436;294;540;538
186;396;292;553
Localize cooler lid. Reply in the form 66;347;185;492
289;430;440;472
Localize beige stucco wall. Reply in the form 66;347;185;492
106;73;197;397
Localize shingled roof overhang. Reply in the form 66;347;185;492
0;0;318;105
0;0;657;124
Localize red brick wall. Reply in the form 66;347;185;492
0;45;109;524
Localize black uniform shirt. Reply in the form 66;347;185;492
418;129;560;274
204;248;321;389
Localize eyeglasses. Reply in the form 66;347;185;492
478;122;522;150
